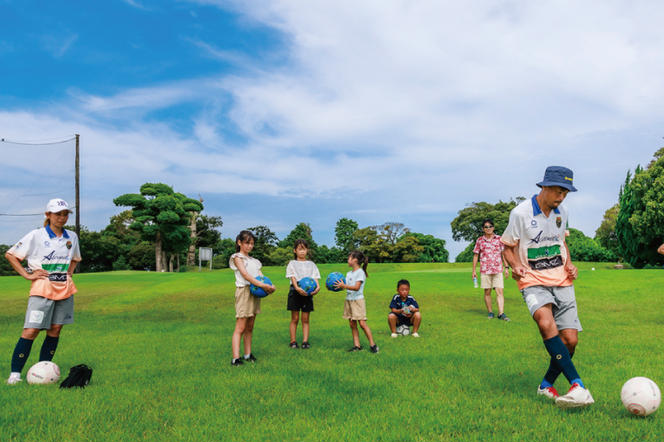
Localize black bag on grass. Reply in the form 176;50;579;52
59;364;93;388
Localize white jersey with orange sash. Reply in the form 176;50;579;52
7;225;82;300
501;195;573;290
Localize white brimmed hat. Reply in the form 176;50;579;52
45;198;73;213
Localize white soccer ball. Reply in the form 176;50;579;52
26;361;61;385
396;325;410;336
621;377;661;416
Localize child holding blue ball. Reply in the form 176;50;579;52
229;230;275;366
285;239;320;349
335;250;379;353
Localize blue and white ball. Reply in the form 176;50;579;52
298;277;317;295
325;272;345;292
250;275;272;298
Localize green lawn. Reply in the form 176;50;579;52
0;263;662;442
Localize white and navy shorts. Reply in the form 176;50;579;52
521;285;582;331
23;295;74;329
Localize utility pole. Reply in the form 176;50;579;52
75;133;80;239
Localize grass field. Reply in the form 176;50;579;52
1;262;662;442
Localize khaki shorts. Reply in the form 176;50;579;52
235;286;261;318
481;272;504;289
343;299;367;321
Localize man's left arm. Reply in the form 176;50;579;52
658;243;664;256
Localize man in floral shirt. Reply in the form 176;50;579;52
472;219;510;321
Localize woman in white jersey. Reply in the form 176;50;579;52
4;199;81;385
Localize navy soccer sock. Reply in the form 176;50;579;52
543;335;583;387
541;351;574;388
39;336;59;361
11;338;34;373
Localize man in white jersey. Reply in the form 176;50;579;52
5;199;81;385
502;166;593;408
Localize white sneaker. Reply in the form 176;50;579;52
555;383;594;408
412;332;420;338
7;372;22;385
537;385;559;400
391;333;398;338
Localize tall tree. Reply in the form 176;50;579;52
353;227;391;263
616;148;664;268
402;232;449;262
114;183;203;272
451;198;524;242
335;218;358;252
594;204;620;259
279;222;318;251
196;215;223;249
373;222;409;245
247;225;279;264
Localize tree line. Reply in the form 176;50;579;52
452;147;664;268
2;147;662;276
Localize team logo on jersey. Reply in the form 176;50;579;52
556;217;562;228
44;241;50;247
530;220;538;228
66;241;72;250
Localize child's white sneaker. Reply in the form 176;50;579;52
412;332;420;338
391;333;398;338
7;372;22;385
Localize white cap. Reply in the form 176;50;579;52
45;198;73;213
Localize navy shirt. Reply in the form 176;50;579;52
389;294;419;312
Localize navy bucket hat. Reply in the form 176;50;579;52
536;166;577;192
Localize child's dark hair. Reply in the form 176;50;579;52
397;279;410;289
293;239;309;259
235;230;257;252
483;219;494;227
349;250;369;277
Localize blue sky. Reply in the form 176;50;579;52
2;1;664;259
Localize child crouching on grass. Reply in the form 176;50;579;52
229;230;275;366
286;239;320;349
335;250;379;353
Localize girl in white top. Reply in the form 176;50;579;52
229;230;275;366
285;239;320;349
334;250;379;353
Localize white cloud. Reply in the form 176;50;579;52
3;1;664;253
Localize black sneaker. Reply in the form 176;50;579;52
370;345;380;353
497;313;511;322
289;341;299;349
243;353;257;362
231;358;244;366
301;342;310;349
347;346;362;352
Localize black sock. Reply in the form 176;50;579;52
543;335;582;386
11;338;34;373
543;350;574;386
39;336;59;361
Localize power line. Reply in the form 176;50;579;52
0;136;77;146
0;213;43;217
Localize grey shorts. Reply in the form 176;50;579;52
23;296;74;329
521;286;582;331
